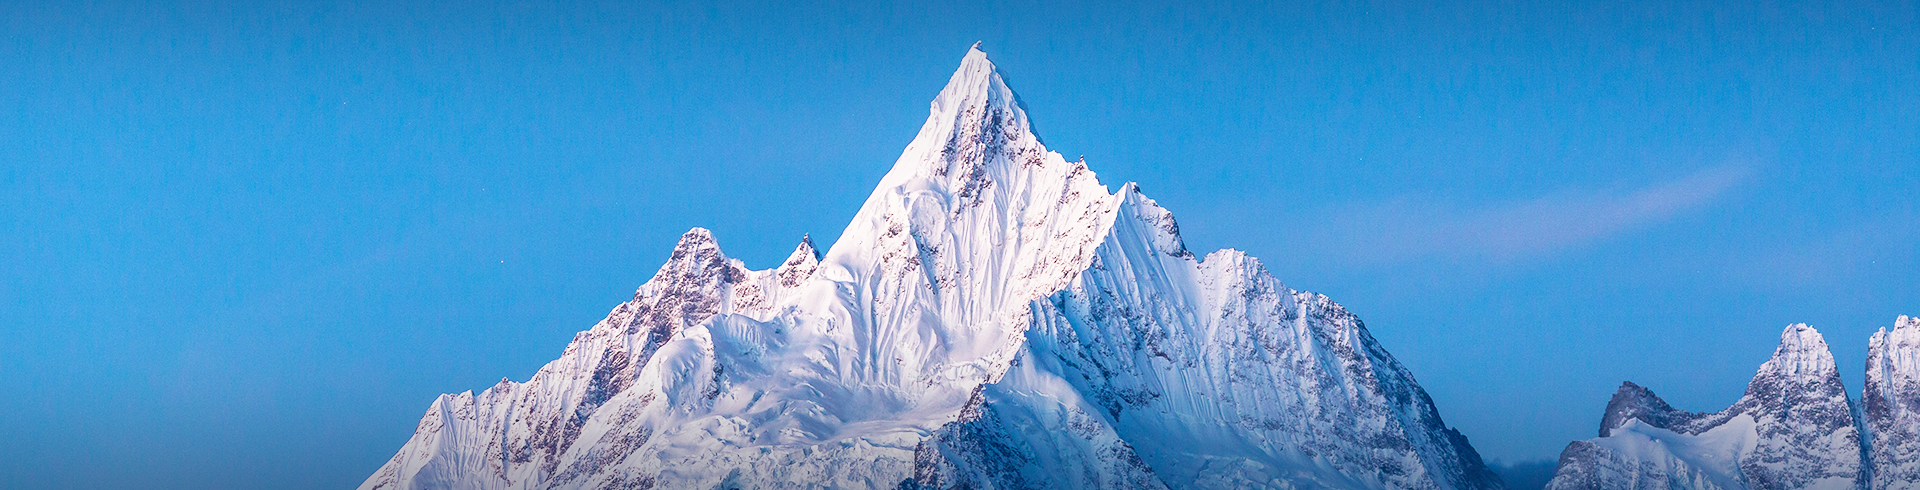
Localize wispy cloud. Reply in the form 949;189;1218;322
1313;165;1749;265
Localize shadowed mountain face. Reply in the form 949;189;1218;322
1867;316;1920;490
1543;321;1920;490
360;45;1500;490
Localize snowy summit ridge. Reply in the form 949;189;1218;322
361;45;1500;490
1546;318;1920;490
1867;316;1920;490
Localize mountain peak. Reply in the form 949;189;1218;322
364;46;1500;490
1868;314;1920;489
873;43;1040;190
1870;316;1920;357
1598;381;1692;437
647;227;737;289
1756;323;1839;381
777;234;822;287
673;227;718;252
935;43;1009;118
1872;315;1920;356
795;233;819;260
823;44;1103;287
1551;322;1868;490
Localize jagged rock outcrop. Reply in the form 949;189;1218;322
361;45;1499;490
1544;324;1868;490
1866;315;1920;490
901;185;1501;489
360;229;823;490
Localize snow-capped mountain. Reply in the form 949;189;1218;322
1543;324;1870;490
1867;316;1920;490
360;45;1500;490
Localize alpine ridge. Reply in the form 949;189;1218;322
361;45;1500;490
1544;318;1920;490
1867;315;1920;490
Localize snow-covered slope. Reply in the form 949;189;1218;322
1867;315;1920;490
361;45;1499;490
904;185;1500;489
1544;324;1868;490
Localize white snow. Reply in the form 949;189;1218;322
1546;324;1873;490
1589;417;1755;490
359;45;1497;490
1867;315;1920;490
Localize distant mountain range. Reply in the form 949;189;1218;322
359;46;1915;490
1545;316;1920;490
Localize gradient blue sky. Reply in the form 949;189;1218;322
3;0;1914;488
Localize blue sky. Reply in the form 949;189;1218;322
2;0;1914;488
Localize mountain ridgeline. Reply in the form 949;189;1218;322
1545;316;1920;490
360;46;1503;489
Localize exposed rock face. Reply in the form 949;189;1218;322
1867;315;1920;490
1544;324;1869;490
359;229;822;490
904;186;1500;490
360;45;1498;490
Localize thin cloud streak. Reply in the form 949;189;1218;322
1316;165;1749;265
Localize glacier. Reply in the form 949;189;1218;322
360;45;1501;490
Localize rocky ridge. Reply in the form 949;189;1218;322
1547;318;1920;490
360;45;1499;490
1867;316;1920;490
